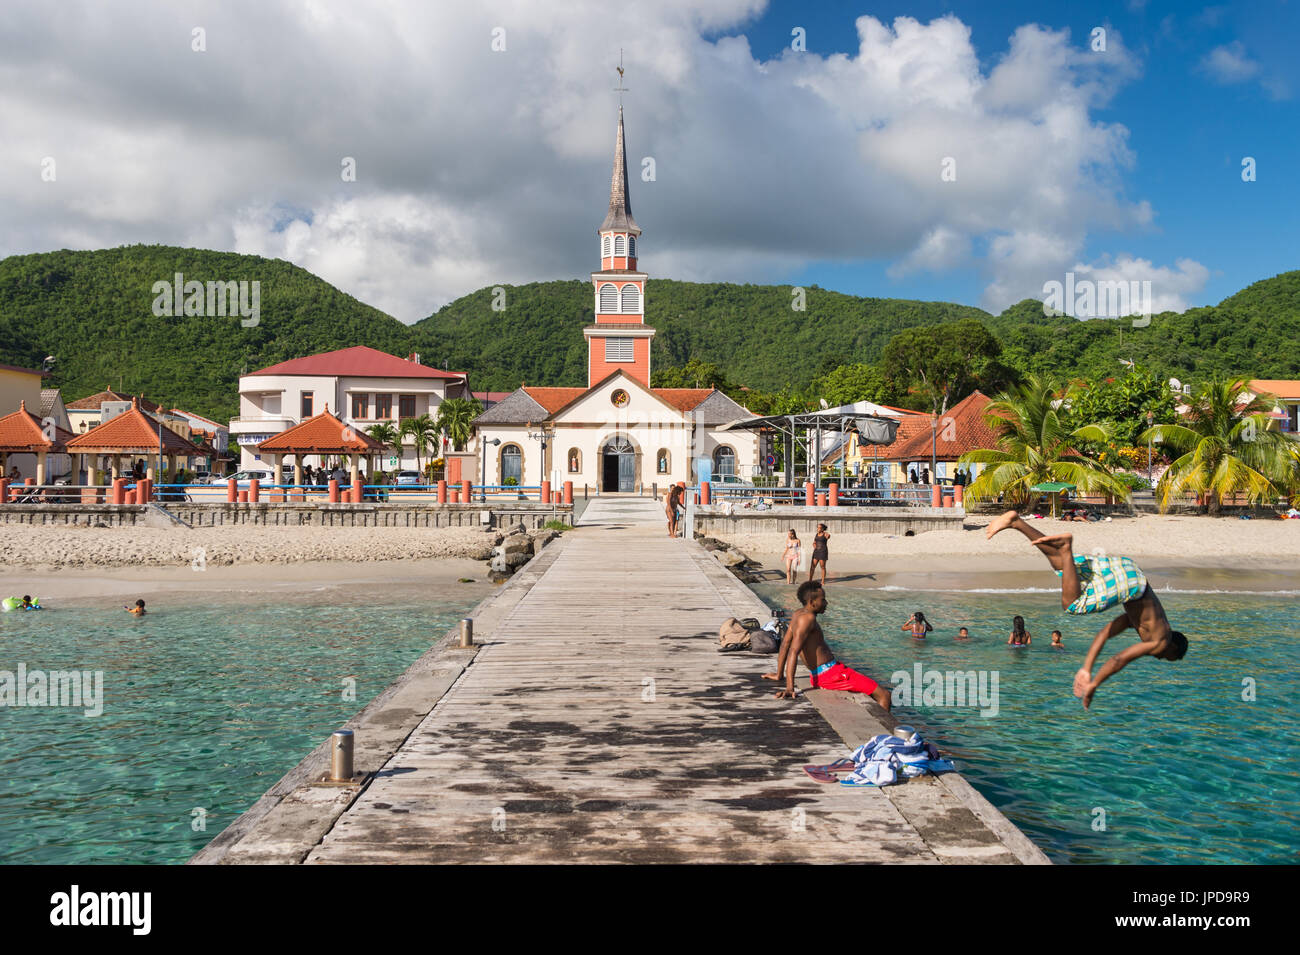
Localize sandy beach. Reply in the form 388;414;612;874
715;512;1300;595
4;512;1299;602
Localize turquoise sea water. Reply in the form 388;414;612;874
0;593;477;864
753;582;1300;865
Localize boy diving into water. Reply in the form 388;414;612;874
986;510;1186;708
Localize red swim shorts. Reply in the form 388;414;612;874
808;661;878;695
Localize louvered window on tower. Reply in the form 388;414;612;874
629;236;636;257
614;235;626;256
620;284;640;313
605;338;634;362
602;235;610;257
599;283;618;312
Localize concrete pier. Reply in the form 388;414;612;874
194;495;1047;865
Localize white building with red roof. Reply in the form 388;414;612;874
473;105;758;492
230;345;472;470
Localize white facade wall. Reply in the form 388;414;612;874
477;377;758;490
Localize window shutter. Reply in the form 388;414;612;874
604;338;634;362
599;283;618;312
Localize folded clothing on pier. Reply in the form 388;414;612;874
840;732;955;787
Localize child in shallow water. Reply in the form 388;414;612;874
781;530;802;584
1050;630;1065;648
1008;615;1032;646
125;599;146;616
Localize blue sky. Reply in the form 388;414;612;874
2;1;1295;320
737;1;1299;308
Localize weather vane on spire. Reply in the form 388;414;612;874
614;49;629;104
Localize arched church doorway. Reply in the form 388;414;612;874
601;434;637;493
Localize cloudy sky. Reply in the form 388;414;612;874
2;0;1296;322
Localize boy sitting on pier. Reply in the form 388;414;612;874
986;511;1186;708
762;581;891;711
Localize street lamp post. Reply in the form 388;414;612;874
1146;410;1155;486
930;413;938;484
480;437;500;502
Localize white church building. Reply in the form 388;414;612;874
473;105;759;492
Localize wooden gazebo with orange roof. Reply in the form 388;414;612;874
256;406;386;485
65;396;204;484
0;399;77;483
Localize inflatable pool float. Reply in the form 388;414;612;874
1;597;40;611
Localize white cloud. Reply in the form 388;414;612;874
0;1;1203;321
1201;41;1260;83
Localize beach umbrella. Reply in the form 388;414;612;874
1030;481;1076;518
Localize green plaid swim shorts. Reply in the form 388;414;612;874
1058;555;1148;615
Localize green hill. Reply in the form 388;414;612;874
2;245;1297;423
0;246;412;422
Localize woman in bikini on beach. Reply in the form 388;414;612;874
782;530;802;584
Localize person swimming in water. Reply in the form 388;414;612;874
1050;630;1065;648
1007;615;1032;646
125;599;146;616
902;611;932;639
986;510;1187;708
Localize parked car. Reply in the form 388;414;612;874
209;469;274;486
395;470;423;486
714;474;753;487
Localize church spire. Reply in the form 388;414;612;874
599;105;640;236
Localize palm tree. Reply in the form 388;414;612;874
436;397;483;452
959;375;1129;508
1142;377;1294;515
366;422;399;474
399;414;438;477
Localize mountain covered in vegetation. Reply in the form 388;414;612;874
1;245;1296;422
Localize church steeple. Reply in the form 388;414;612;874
599;106;640;236
586;75;654;389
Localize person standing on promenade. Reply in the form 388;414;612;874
665;484;683;538
985;509;1187;708
808;523;829;585
762;581;891;709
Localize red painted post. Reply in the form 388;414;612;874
700;481;711;505
804;482;815;506
437;480;448;504
113;478;127;506
828;482;839;507
563;480;573;505
238;490;248;503
328;479;340;503
249;479;259;503
0;479;7;504
461;479;472;503
450;488;460;504
226;478;237;503
816;491;828;507
954;484;965;507
931;484;942;507
352;478;364;504
142;478;152;503
540;480;551;504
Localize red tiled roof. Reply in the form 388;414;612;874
881;391;1003;462
1249;380;1300;401
0;400;76;451
522;387;590;415
257;408;387;453
249;346;466;380
652;388;715;412
66;390;162;413
65;399;202;453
